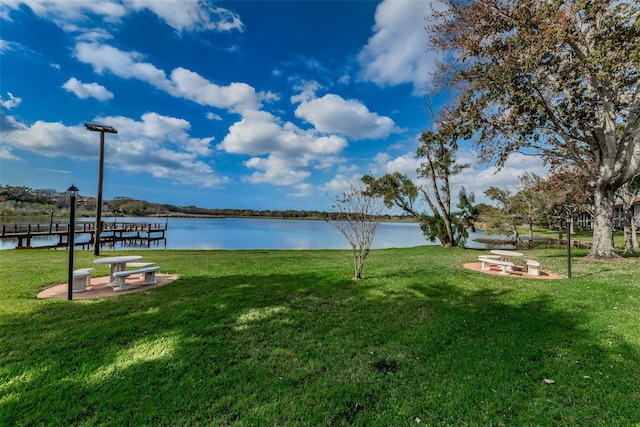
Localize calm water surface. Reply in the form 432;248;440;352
0;217;496;250
169;217;430;250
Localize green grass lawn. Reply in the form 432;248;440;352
1;246;639;426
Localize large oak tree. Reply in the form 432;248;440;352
428;0;639;259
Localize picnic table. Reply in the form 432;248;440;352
490;250;524;272
93;255;143;287
490;249;524;263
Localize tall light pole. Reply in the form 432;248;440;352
67;185;79;301
85;123;117;256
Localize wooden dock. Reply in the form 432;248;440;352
97;221;167;249
0;221;167;249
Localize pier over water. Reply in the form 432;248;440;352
0;221;168;249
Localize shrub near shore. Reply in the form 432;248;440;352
1;246;638;425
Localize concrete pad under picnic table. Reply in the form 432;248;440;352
37;273;178;299
463;262;563;279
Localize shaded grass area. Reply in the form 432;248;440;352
1;247;639;425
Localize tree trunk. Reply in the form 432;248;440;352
445;219;455;247
588;187;618;259
353;252;363;280
511;224;521;245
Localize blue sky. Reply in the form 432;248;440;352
0;0;546;211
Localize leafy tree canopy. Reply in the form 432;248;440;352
428;0;639;258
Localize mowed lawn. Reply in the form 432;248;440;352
1;246;638;426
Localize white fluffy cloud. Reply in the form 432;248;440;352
384;152;420;176
216;81;402;187
451;151;549;199
74;42;261;113
243;155;312;185
0;0;126;24
62;77;114;101
0;145;20;160
218;110;348;185
0;92;22;109
169;67;259;113
322;174;364;193
1;112;224;187
74;42;171;90
219;110;284;155
358;0;443;93
2;120;95;157
131;0;244;32
0;0;243;33
294;93;402;140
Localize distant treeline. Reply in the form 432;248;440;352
0;185;410;221
106;196;410;221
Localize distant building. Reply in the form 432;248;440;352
575;199;640;231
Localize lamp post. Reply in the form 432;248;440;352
67;185;79;301
85;123;118;256
561;204;576;279
566;213;572;279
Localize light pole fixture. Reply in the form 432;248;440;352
85;123;118;256
67;185;79;301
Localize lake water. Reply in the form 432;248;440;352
0;217;498;250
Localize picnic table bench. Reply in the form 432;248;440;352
478;256;514;275
72;268;95;293
126;262;156;269
112;265;161;291
523;259;541;276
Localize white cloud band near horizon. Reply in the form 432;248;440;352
0;111;225;187
372;147;549;207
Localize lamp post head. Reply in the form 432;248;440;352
84;123;118;134
66;185;79;197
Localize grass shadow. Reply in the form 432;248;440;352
1;266;639;425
